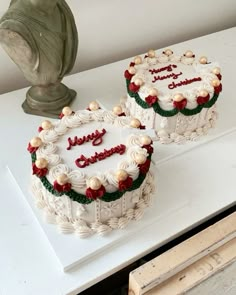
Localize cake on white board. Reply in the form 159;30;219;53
27;101;155;237
122;49;223;144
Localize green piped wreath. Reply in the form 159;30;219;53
126;79;219;117
31;152;150;204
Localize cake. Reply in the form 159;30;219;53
27;102;155;237
122;49;222;144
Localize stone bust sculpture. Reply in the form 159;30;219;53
0;0;78;117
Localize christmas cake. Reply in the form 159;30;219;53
27;102;155;237
123;49;222;143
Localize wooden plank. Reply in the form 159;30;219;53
128;212;236;295
187;255;236;295
145;238;236;295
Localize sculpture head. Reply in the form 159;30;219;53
1;0;78;118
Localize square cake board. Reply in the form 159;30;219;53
5;86;236;272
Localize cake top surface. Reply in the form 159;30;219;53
27;104;154;204
124;49;222;117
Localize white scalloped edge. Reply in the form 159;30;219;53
31;171;155;237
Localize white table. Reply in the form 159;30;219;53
0;27;236;295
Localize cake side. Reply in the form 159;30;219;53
124;96;217;144
31;170;154;237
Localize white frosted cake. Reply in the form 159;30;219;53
122;49;223;144
27;102;155;237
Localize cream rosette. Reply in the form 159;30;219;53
54;121;68;136
126;134;143;147
103;111;117;123
36;142;61;166
105;172;119;193
200;73;217;92
39;128;59;143
146;56;158;66
127;146;149;162
114;116;131;127
157;54;170;63
134;62;149;71
91;109;106;121
85;175;107;189
61;113;82;128
42;154;61;167
48;164;70;184
181;56;195;65
131;70;146;81
118;160;139;180
37;142;57;156
73;110;91;124
158;98;175;111
68;170;86;191
169;55;181;62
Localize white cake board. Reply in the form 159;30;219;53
5;85;236;273
6;96;236;273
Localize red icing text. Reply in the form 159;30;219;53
75;144;126;168
149;64;177;75
67;129;106;150
152;71;183;83
168;77;202;89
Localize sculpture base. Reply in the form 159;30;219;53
22;82;77;118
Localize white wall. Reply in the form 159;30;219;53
0;0;235;94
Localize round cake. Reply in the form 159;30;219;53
122;49;223;144
27;103;155;237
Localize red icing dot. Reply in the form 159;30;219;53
214;84;222;94
118;176;133;191
173;99;187;110
53;181;71;192
216;74;222;81
145;95;158;106
86;186;106;199
197;94;210;105
129;82;140;93
124;70;134;80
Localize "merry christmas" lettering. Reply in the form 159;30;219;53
67;129;106;150
152;71;183;83
149;64;177;75
75;144;126;168
168;77;202;89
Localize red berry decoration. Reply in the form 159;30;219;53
173;99;187;110
53;181;72;193
142;144;154;155
138;159;151;174
216;74;222;81
32;163;48;178
145;95;158;106
86;186;106;200
129;82;140;93
214;84;222;94
124;70;134;80
118;176;133;191
197;94;210;105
